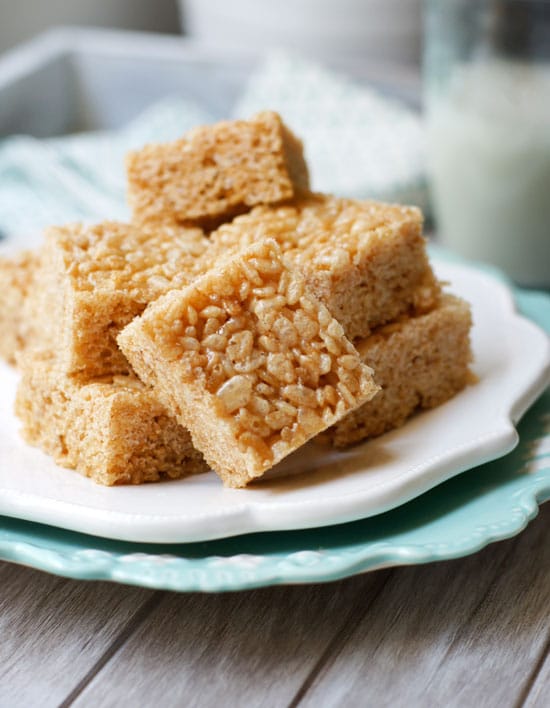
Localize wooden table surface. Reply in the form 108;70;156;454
0;501;548;708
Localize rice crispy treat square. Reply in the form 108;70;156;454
118;239;379;487
126;111;310;229
327;294;474;447
35;221;209;377
0;250;41;365
15;351;207;485
205;194;441;341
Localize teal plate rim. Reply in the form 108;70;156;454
0;249;548;592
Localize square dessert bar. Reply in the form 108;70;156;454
118;239;379;487
0;250;40;365
36;221;209;377
15;351;207;485
205;194;441;341
327;295;473;447
126;111;310;229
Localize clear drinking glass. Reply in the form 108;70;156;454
425;0;550;287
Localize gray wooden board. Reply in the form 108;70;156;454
524;646;550;708
70;571;390;708
0;505;548;708
0;564;154;708
299;503;550;708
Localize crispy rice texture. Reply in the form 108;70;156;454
0;250;41;364
126;111;310;229
203;194;441;340
327;295;474;447
118;239;379;487
15;351;207;485
33;221;209;377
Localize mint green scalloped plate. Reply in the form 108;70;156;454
0;253;548;592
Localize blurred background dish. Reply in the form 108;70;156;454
0;0;180;54
0;0;423;68
180;0;422;66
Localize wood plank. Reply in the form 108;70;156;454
298;503;550;708
70;569;391;708
523;647;550;708
0;562;157;708
1;515;546;708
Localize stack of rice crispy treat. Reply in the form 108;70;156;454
0;111;473;488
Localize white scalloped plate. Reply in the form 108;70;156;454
0;257;548;543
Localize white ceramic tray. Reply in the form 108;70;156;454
0;258;548;544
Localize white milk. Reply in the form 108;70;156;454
427;61;550;287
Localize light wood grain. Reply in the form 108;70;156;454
298;503;550;708
523;646;550;708
0;563;156;708
0;507;547;708
69;570;391;708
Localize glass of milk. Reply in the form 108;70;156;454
425;0;550;288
